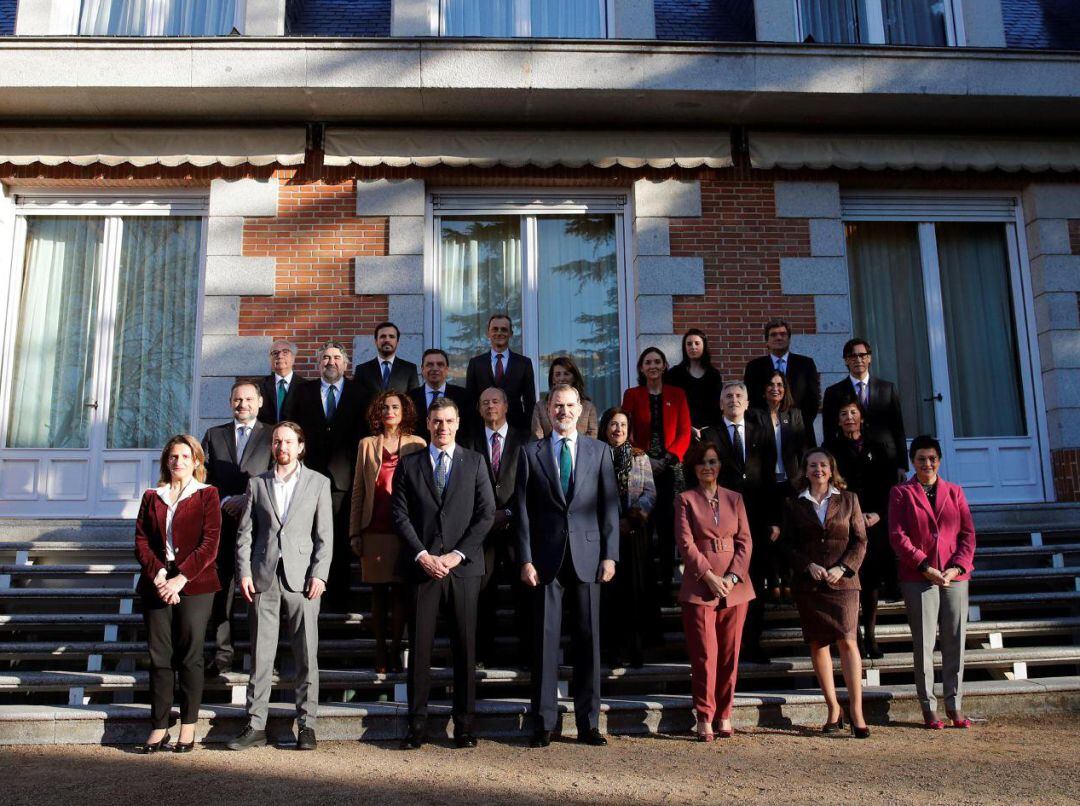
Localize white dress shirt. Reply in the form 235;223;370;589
320;378;345;415
274;371;295;391
484;423;509;463
550;428;579;483
722;417;747;463
154;479;209;567
272;463;302;521
799;485;841;525
849;373;871;395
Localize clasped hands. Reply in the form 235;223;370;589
807;563;846;587
704;570;736;599
418;551;462;579
154;570;186;605
922;566;960;587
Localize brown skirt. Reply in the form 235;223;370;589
794;588;859;645
360;531;401;584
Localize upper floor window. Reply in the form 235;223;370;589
441;0;607;38
798;0;957;46
79;0;239;36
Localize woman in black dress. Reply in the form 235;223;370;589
665;329;723;435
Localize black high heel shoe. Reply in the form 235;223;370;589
138;733;171;754
173;739;195;753
822;714;845;734
851;723;871;739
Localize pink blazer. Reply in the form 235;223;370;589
888;477;976;583
674;487;755;608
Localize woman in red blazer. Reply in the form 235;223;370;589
134;434;221;753
889;435;976;730
675;441;754;741
622;346;692;598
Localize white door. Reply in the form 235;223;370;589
0;193;206;518
844;195;1047;504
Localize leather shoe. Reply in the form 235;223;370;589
454;732;478;748
578;728;608;746
297;727;317;751
530;730;552;748
226;726;267;751
400;729;425;750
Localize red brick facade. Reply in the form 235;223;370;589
1052;449;1080;502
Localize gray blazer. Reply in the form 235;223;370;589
236;465;334;593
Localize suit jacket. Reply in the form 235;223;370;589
753;406;812;482
236;466;334;593
256;372;306;425
825;433;896;518
674;486;755;608
202;420;274;500
822;376;908;471
531;396;599;440
744;353;821;439
348;433;428;538
390;445;496;581
700;409;777;498
465;350;536;432
621;384;693;461
888;477;976;583
295;378;366;492
779;490;867;592
354;356;420;399
134;484;221;598
515;435;620;584
407;383;477;442
466;427;528;513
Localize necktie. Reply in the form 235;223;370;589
490;432;502;476
277;378;286;419
731;423;745;467
856;380;867;406
494;353;505;385
325;384;337;419
777;356;786;374
559;438;572;497
381;361;391;389
236;425;250;459
430;389;439;410
434;451;448;498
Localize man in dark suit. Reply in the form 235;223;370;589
294;340;366;612
744;319;820;443
353;321;420;401
201;379;274;674
466;386;530;668
821;337;908;479
516;384;619;748
701;380;779;664
408;349;476;442
391;398;495;750
465;314;536;433
257;339;306;425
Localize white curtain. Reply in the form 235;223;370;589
79;0;236;36
438;217;522;384
108;217;202;449
442;0;604;37
442;0;517;36
532;0;605;37
799;0;860;43
7;218;104;449
535;215;619;410
882;0;947;45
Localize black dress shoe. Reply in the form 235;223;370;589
578;728;608;746
226;726;267;751
297;727;317;750
173;740;195;753
400;730;425;750
530;730;552;748
454;732;478;748
138;733;171;754
864;640;884;660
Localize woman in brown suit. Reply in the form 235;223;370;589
780;449;870;737
349;390;427;672
675;441;754;741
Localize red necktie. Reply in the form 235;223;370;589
494;353;505;385
490;432;502;476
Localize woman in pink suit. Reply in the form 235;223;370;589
889;435;977;730
675;441;754;742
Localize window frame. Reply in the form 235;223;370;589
434;0;615;38
793;0;964;47
69;0;247;36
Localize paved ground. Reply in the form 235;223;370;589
2;716;1078;805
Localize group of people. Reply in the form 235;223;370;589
133;315;976;752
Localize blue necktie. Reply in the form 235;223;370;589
777;357;786;374
381;361;391;389
325;384;337;419
559;438;572;497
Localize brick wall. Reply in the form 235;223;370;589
1051;448;1080;502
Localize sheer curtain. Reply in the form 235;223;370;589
800;0;860;43
79;0;236;36
532;0;605;37
536;215;619;410
7;218;104;449
882;0;948;45
442;0;517;36
443;0;605;36
846;221;936;437
936;223;1025;438
108;217;202;449
439;217;522;383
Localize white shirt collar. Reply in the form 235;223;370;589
551;427;578;445
274;371;294;385
772;351;790;366
155;479;209;507
321;377;344;392
273;463;301;484
723;416;745;428
429;442;456;461
425;383;446;395
379;354;396;366
233;418;256;429
490;348;508;360
849;373;870;385
799;485;841;504
485;423;509;441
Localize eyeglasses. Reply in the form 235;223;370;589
847;352;871;360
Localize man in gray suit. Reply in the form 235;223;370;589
226;421;333;752
516;384;619;747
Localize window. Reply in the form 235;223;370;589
441;0;607;38
798;0;957;46
431;193;630;411
79;0;240;36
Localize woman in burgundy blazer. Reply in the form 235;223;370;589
889;435;976;729
675;441;754;741
134;434;221;753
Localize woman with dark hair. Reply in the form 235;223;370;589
779;448;870;738
134;434;221;753
599;406;656;667
825;399;898;659
665;329;722;432
349;390;427;672
531;355;599;439
622;346;692;595
890;436;976;730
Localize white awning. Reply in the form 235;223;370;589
749;131;1080;173
324;129;732;169
0;128;307;167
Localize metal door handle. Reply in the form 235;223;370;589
84;400;99;409
923;393;943;403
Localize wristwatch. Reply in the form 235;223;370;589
726;573;739;584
